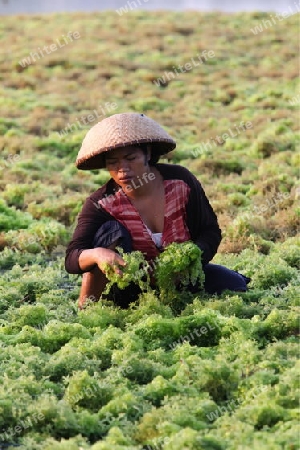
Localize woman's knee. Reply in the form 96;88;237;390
92;221;132;252
203;263;250;294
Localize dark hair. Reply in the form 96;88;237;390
103;144;160;168
138;144;160;165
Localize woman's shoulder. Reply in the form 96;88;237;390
156;163;199;183
81;179;118;214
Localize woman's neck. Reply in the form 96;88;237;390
123;166;162;199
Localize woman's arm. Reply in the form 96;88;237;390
156;163;222;265
78;247;125;275
185;171;222;265
65;195;125;274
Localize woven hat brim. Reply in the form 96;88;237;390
76;139;176;170
75;112;176;170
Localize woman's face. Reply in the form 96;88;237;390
105;145;152;192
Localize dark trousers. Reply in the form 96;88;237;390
93;221;251;308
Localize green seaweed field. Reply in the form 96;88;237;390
0;10;299;450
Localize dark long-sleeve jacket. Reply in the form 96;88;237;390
65;163;222;274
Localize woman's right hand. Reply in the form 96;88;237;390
94;247;126;276
78;247;126;276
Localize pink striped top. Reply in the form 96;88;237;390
97;180;191;260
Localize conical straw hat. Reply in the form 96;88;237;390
76;112;176;170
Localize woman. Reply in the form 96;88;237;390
65;112;250;309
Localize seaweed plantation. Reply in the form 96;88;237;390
0;10;299;450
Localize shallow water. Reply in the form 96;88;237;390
0;0;294;15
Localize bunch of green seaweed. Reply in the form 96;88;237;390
0;9;299;450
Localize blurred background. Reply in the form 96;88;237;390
0;6;298;449
0;0;294;14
